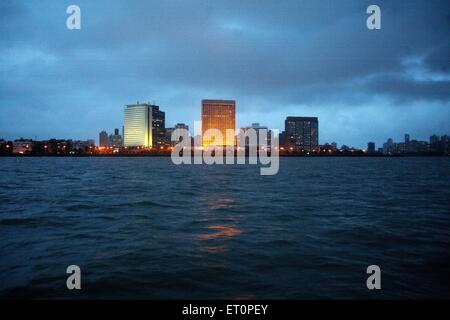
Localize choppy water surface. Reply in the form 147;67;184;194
0;157;449;299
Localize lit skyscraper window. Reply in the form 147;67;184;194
201;100;236;147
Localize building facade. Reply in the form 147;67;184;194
166;123;190;147
109;128;123;148
124;103;165;148
99;130;110;147
152;106;166;149
240;123;269;148
201;99;236;146
284;116;319;152
12;139;33;154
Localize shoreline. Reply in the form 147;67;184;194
1;154;448;158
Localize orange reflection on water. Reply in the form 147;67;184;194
207;198;236;211
196;224;242;240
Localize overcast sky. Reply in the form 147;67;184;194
1;0;449;148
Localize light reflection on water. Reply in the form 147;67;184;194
195;224;242;240
0;157;449;299
194;195;242;254
206;197;237;211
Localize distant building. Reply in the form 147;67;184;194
367;142;375;153
175;123;189;131
152;106;166;149
320;143;335;153
430;135;439;145
12;138;33;154
72;140;95;153
165;127;175;145
404;134;410;153
408;140;428;153
429;134;449;153
383;138;394;154
284;116;319;152
279;131;286;147
201;99;236;146
41;139;70;154
124;103;166;148
109;128;123;148
99;130;110;147
239;123;269;148
382;137;430;154
166;123;190;146
331;142;338;150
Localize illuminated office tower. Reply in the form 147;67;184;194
124;103;165;148
201;99;236;146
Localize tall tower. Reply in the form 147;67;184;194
201;99;236;147
284;116;319;152
124;104;152;147
99;130;110;147
124;103;165;148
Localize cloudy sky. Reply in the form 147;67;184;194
1;0;449;148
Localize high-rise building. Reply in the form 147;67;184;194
367;141;375;153
201;99;236;146
109;128;123;148
284;117;319;152
124;103;165;148
12;138;33;154
99;130;110;147
166;123;190;147
240;123;269;148
152;106;166;149
430;135;439;145
175;123;189;131
404;133;410;153
382;138;394;154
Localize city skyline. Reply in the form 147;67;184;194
2;0;450;306
1;0;449;148
3;97;449;156
2;97;448;151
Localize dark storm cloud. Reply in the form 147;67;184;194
0;0;449;147
425;43;450;73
